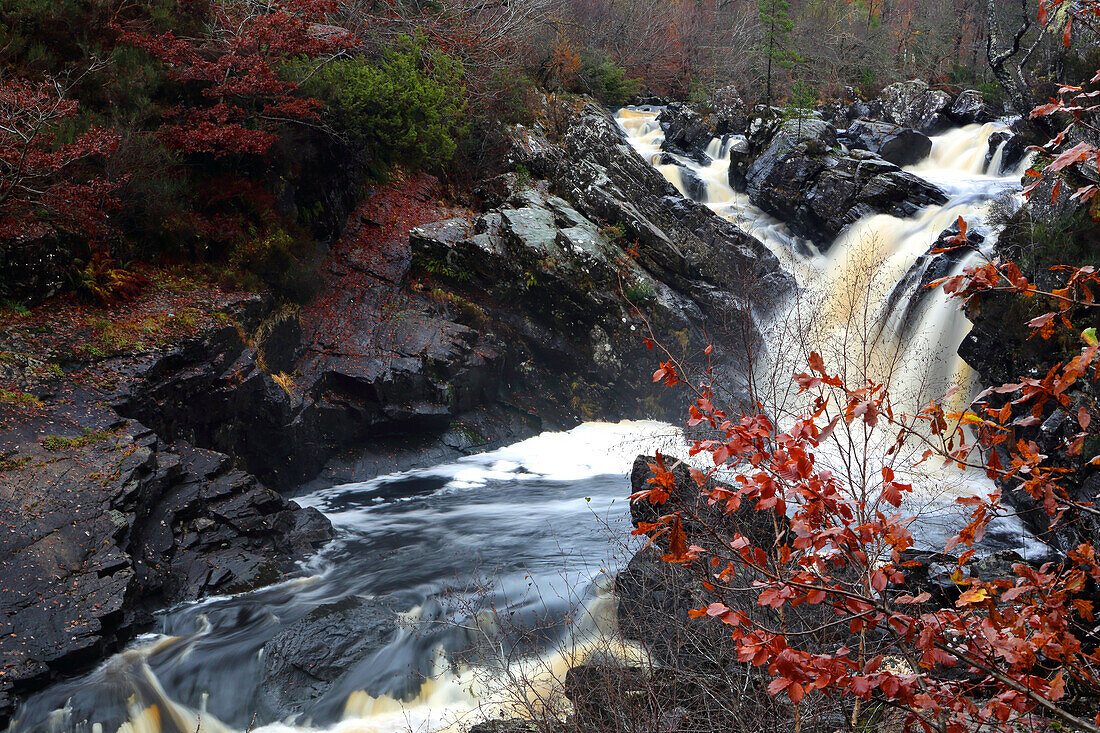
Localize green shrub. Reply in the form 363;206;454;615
578;51;640;108
225;225;321;302
0;390;42;408
998;206;1098;280
42;428;116;450
623;282;656;303
1;301;30;318
307;34;468;171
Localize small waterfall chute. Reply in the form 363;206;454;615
616;107;1041;554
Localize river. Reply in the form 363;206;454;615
10;111;1043;733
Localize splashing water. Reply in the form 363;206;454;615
12;112;1048;733
12;422;681;733
616;109;1043;554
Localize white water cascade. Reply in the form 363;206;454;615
15;422;689;733
616;107;1041;553
13;112;1049;733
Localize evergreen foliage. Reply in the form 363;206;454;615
578;51;640;107
758;0;798;107
310;35;469;170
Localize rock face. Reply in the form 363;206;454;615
710;84;749;135
876;80;954;134
987;130;1030;175
949;89;1002;125
614;456;854;730
657;103;713;163
844;119;932;166
742;117;947;249
0;404;331;724
955;189;1100;553
111;96;791;499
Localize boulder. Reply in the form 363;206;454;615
619;456;787;669
744;118;947;249
949;89;1002;125
657;103;713;164
260;597;395;716
512;95;791;305
986;131;1029;176
821;87;874;129
877;80;953;134
885;218;984;340
710;84;749;135
844;119;932;166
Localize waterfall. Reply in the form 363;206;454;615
616;109;1041;553
12;111;1047;733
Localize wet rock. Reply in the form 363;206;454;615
657;104;713;164
619;456;786;669
854;168;947;217
744;118;947;249
986;131;1029;176
821;87;874;129
0;410;331;725
615;455;854;729
949;89;1002;125
261;597;395;714
886;218;982;339
894;550;960;607
710;84;749;135
877;80;953;134
844;119;932;166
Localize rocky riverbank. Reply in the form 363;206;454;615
0;91;794;722
0;290;333;723
2;80;1066;726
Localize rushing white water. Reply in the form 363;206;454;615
13;422;684;733
15;112;1048;733
616;108;1042;554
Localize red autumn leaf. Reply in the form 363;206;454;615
661;518;690;562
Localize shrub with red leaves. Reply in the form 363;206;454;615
0;76;119;241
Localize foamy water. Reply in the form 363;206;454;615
615;109;1043;555
12;422;679;733
11;112;1046;733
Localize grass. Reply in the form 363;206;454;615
413;253;468;282
271;371;297;396
600;223;626;241
0;453;32;472
0;352;62;378
42;428;118;451
428;287;489;328
76;309;204;360
0;389;43;408
1;300;30;318
623;282;656;304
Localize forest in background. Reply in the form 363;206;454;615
1;0;1093;309
3;1;1100;729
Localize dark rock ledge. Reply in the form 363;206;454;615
0;295;335;726
0;400;332;723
